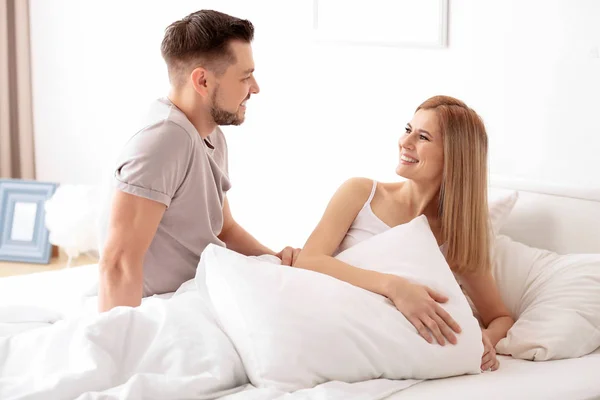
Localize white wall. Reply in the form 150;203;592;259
29;0;600;250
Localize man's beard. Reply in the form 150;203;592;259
210;89;243;126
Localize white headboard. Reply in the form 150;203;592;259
490;176;600;255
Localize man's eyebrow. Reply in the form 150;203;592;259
243;68;254;74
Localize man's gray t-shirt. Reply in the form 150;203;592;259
98;97;231;296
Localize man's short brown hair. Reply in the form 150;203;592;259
161;10;254;86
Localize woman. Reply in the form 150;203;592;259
294;95;514;372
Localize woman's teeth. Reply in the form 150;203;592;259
400;155;418;163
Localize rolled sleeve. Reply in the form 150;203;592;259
113;121;193;208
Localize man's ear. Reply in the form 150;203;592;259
190;67;210;97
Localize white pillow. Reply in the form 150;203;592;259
493;235;600;360
488;190;519;235
201;215;483;392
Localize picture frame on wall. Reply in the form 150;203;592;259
313;0;449;48
0;179;58;264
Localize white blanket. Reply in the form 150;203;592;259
0;264;99;335
0;283;248;399
0;280;422;400
0;220;481;399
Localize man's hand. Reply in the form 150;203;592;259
275;246;301;266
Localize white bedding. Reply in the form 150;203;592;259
0;281;248;400
4;257;599;400
387;348;600;400
226;353;600;400
0;276;425;400
0;263;176;339
0;242;489;400
1;182;600;399
1;281;600;399
2;272;598;400
0;264;99;327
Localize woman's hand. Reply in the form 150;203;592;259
481;329;500;371
384;275;461;345
275;246;301;266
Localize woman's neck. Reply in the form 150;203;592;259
398;179;441;219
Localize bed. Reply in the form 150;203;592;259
0;178;599;400
389;348;600;399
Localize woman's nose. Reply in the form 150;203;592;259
400;133;415;149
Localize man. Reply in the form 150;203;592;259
97;10;299;312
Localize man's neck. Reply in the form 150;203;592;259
168;90;217;139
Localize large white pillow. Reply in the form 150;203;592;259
488;189;519;235
493;234;600;360
201;215;483;392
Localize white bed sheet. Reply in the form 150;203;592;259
386;348;600;400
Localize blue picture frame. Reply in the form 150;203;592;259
0;179;58;264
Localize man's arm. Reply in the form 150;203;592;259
217;196;275;257
98;191;165;312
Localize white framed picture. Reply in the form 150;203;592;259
313;0;448;48
0;179;58;264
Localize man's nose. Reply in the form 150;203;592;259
250;76;260;94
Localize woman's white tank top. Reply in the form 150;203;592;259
334;180;446;256
334;180;390;255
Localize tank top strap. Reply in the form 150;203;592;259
366;180;377;205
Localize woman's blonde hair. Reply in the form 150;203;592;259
417;95;491;275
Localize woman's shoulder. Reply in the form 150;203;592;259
337;177;373;194
336;178;404;209
341;178;403;191
329;177;373;207
335;178;408;204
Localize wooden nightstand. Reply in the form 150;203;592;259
0;246;99;278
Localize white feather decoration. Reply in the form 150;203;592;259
44;185;102;265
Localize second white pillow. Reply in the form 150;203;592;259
493;235;600;360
